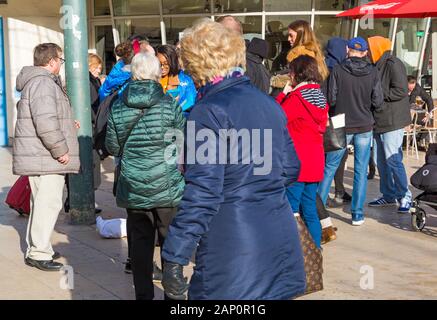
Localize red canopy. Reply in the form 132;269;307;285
337;0;437;19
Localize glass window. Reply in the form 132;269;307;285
112;0;159;16
94;0;111;16
162;1;211;14
115;18;162;46
313;16;354;49
265;0;311;12
232;16;262;39
358;18;392;41
419;20;436;92
265;15;310;72
394;18;428;75
95;26;116;74
164;17;207;45
314;0;359;11
213;0;262;14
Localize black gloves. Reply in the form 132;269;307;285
162;261;189;300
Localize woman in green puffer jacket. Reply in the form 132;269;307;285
105;52;185;300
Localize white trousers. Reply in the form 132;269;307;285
26;174;65;261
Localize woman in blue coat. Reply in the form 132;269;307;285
156;45;197;117
161;19;306;300
98;42;133;101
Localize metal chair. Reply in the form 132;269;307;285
418;107;437;147
405;108;422;159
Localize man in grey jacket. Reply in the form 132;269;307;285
13;43;80;271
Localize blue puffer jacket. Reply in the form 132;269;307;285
166;70;197;116
99;60;131;102
162;77;306;300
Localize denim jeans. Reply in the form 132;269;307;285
374;129;412;203
287;182;321;248
318;131;373;220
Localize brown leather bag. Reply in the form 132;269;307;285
294;213;324;294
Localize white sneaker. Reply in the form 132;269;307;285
352;219;365;226
397;198;412;214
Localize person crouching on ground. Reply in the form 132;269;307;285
105;53;185;300
276;55;329;248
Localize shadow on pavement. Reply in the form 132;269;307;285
0;147;165;299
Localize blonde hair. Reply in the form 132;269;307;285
88;53;102;71
131;53;161;82
180;18;246;86
288;20;329;80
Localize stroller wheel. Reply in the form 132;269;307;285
411;207;426;232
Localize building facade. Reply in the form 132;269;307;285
0;0;436;144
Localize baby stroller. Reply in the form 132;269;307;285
410;143;437;231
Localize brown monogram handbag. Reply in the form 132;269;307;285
294;213;324;294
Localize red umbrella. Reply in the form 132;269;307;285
337;0;437;19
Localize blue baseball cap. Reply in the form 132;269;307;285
347;37;369;52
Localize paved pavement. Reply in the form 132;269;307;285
0;146;436;300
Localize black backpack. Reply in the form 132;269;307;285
93;90;121;160
411;144;437;192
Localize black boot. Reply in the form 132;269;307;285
124;258;132;274
162;262;189;300
341;191;352;203
153;261;163;283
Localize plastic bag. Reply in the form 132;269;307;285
96;216;127;239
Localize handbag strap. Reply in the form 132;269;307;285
119;109;145;156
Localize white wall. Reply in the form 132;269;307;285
0;0;64;142
4;17;64;140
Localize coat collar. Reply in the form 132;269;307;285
198;76;251;101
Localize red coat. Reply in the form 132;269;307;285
276;83;329;183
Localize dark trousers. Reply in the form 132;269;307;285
126;207;177;300
316;193;329;221
369;147;376;174
334;151;348;195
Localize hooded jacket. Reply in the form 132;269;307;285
368;36;392;67
13;66;80;176
277;83;329;182
98;60;131;102
322;37;348;97
165;70;197;115
368;36;411;133
246;52;271;94
325;37;348;72
246;38;271;94
105;80;185;209
328;57;384;133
